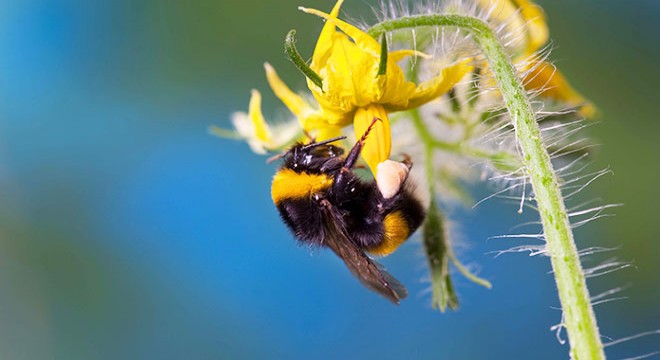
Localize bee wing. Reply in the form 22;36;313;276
321;205;408;305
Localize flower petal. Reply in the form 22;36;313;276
389;50;431;62
300;5;380;58
389;59;473;111
376;51;426;108
227;90;272;154
513;0;549;56
523;61;597;117
478;0;548;57
314;124;343;142
302;4;385;111
310;0;344;70
248;89;272;143
297;109;345;138
353;104;390;176
264;63;310;118
309;32;390;116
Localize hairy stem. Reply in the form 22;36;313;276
410;103;492;311
370;16;604;360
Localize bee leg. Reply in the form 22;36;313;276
342;117;380;170
314;193;330;208
401;153;413;170
319;157;344;173
334;117;381;188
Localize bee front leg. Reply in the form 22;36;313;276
335;117;381;188
342;117;380;170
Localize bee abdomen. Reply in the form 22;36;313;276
365;211;409;256
276;199;326;244
367;190;425;256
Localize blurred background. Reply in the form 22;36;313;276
0;0;658;359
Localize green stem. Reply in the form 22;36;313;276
408;107;436;192
423;198;459;311
370;16;604;360
410;105;492;309
409;112;521;175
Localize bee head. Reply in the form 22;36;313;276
301;141;345;159
273;136;346;173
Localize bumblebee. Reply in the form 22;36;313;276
270;118;425;304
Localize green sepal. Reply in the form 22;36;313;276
377;33;388;76
284;29;324;90
423;200;459;312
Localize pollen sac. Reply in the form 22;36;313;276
376;160;410;199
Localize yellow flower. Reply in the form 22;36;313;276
478;0;548;58
263;0;471;174
478;0;596;117
220;89;299;154
264;62;343;142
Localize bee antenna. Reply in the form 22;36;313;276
301;136;347;150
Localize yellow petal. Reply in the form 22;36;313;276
248;89;272;143
514;0;549;56
316;34;364;109
264;63;310;118
523;61;597;118
310;0;345;70
314;125;343;142
376;52;423;108
301;4;424;115
299;109;345;135
264;62;351;130
478;0;549;57
309;33;386;114
353;104;390;176
389;49;431;62
389;58;473;111
300;5;380;58
478;0;521;29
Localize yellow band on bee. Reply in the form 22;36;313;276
368;211;410;256
271;168;334;205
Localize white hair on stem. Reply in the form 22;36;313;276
359;5;638;354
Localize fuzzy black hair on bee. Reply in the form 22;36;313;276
270;118;425;304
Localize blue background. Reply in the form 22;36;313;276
0;0;658;359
